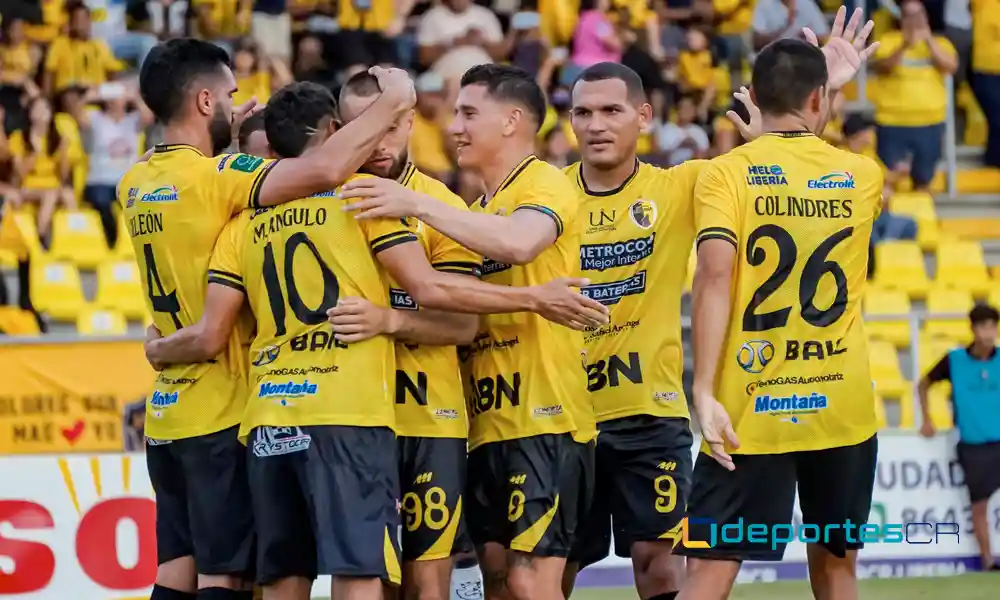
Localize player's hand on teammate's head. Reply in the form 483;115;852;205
804;6;878;92
726;86;762;143
531;278;609;331
692;394;740;471
231;96;262;149
368;66;417;112
341;177;424;219
327;297;394;343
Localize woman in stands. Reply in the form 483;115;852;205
7;96;75;247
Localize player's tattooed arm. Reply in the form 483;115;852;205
327;296;479;345
144;283;246;367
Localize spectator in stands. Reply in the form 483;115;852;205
231;38;292;107
539;126;574;168
138;0;191;40
509;9;548;79
710;0;755;75
569;0;625;80
334;0;403;75
189;0;251;53
919;303;1000;572
251;0;292;68
657;93;710;165
123;399;146;452
751;0;829;51
91;0;158;68
6;96;75;245
0;17;41;129
417;0;507;84
677;26;717;121
410;72;454;184
872;0;957;191
970;0;1000;168
74;83;154;249
43;2;125;97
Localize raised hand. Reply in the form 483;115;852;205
369;66;416;112
803;6;879;92
726;86;763;142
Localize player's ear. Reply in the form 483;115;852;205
197;88;213;117
638;103;653;128
503;107;521;137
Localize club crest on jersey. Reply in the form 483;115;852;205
141;185;179;203
737;340;774;374
746;165;788;186
808;172;856;189
228;153;265;173
628;199;657;229
253;345;281;367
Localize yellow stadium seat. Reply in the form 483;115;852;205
873;241;930;299
0;306;40;335
30;261;86;320
9;209;44;258
76;307;128;335
898;387;952;430
987;286;1000;309
48;209;111;269
0;248;17;269
869;339;908;399
929;168;1000;195
924;288;974;342
864;289;913;348
94;260;147;320
940;217;1000;241
889;192;939;251
874;394;888;429
935;240;991;297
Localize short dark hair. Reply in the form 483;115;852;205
970;304;1000;325
238;110;266;150
340;71;382;104
842;112;875;138
65;1;89;18
264;82;337;159
139;38;232;124
573;62;646;104
460;64;547;131
751;38;828;116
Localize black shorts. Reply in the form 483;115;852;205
330;29;397;69
466;433;594;557
146;425;255;576
247;425;401;585
571;415;693;568
676;435;878;562
957;440;1000;503
398;436;471;561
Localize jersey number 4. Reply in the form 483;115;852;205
143;243;183;330
743;225;853;332
261;232;339;336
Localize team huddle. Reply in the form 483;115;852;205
125;8;883;600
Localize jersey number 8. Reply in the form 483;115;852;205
743;225;853;332
261;232;340;336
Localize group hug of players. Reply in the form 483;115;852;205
125;8;885;600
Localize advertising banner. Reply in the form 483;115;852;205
0;340;154;454
0;435;995;598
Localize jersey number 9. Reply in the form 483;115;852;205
261;232;340;336
743;225;853;332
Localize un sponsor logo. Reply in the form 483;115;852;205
737;340;774;374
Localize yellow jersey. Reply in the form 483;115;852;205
694;132;882;454
44;37;124;93
208;176;418;439
972;0;1000;74
466;155;593;449
391;165;481;439
338;0;395;32
872;32;957;127
0;42;33;85
8;131;64;190
118;145;276;440
568;160;702;423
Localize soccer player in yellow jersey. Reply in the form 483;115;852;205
327;72;480;600
559;62;702;600
678;11;882;600
121;38;417;600
341;64;604;600
143;81;609;600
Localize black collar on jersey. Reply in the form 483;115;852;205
965;345;999;361
397;162;417;187
153;143;205;156
765;130;815;139
578;158;640;197
478;154;538;208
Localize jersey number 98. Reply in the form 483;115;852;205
743;225;853;332
402;487;450;532
261;232;340;336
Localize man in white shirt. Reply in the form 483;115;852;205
656;94;709;165
86;0;158;67
751;0;830;52
417;0;509;83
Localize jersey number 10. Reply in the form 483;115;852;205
261;232;340;336
743;225;853;332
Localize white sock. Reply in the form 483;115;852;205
451;556;484;600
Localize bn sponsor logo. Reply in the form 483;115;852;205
468;373;520;415
587;352;643;392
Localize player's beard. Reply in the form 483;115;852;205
360;148;410;181
209;104;234;156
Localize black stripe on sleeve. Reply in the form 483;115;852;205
514;203;564;236
433;261;482;277
371;232;419;254
207;268;242;283
207;275;246;294
696;226;738;249
248;160;280;209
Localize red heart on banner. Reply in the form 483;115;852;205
61;420;85;444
